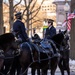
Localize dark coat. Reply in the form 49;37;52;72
45;26;56;39
13;19;28;42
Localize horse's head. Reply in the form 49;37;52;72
32;34;41;44
62;34;70;49
32;34;41;40
51;30;67;45
0;33;18;52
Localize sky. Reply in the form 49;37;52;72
3;0;24;5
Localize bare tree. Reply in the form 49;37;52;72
0;0;4;34
4;0;44;34
9;0;14;30
8;0;22;31
22;0;44;34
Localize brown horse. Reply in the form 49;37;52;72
0;33;18;75
18;30;67;75
58;34;70;75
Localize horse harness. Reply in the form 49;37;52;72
20;39;59;64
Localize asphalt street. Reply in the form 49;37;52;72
28;71;75;75
27;68;75;75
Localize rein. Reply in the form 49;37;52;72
21;55;57;75
21;42;58;75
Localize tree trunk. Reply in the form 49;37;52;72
9;0;14;32
70;0;75;59
26;8;30;35
0;0;4;34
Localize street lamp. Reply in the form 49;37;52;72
64;2;70;30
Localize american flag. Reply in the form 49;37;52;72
62;10;75;31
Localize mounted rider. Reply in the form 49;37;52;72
44;19;60;57
12;12;30;43
12;12;41;62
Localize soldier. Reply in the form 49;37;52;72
45;19;56;39
13;12;29;42
45;19;60;57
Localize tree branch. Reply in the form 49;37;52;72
14;0;22;8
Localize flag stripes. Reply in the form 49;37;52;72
62;10;75;31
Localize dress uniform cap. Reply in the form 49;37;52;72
48;19;54;23
15;12;22;16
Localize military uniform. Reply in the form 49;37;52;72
13;12;29;42
45;19;56;39
45;26;56;39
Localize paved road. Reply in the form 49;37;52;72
27;68;75;75
28;71;75;75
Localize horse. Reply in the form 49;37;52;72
31;32;70;75
0;33;19;75
18;30;67;75
58;34;70;75
31;34;42;75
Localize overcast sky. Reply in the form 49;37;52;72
3;0;24;5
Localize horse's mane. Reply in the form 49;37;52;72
0;33;15;45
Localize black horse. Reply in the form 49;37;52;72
58;34;70;75
0;33;19;75
31;32;70;75
17;30;67;75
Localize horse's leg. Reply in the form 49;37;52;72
66;63;70;75
0;59;4;70
21;68;28;75
31;68;40;75
37;69;40;75
15;58;21;75
0;59;4;75
10;65;15;75
65;50;70;75
4;62;11;75
17;65;21;75
20;65;28;75
51;65;57;75
41;69;47;75
1;64;10;75
31;68;36;75
51;58;58;75
58;59;64;75
63;59;70;75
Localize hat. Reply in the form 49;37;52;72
15;12;22;16
48;19;54;23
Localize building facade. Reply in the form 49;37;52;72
39;0;56;26
53;0;71;33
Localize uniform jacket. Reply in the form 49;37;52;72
45;26;56;39
13;19;28;42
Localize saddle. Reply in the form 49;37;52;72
19;42;53;63
40;39;51;49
